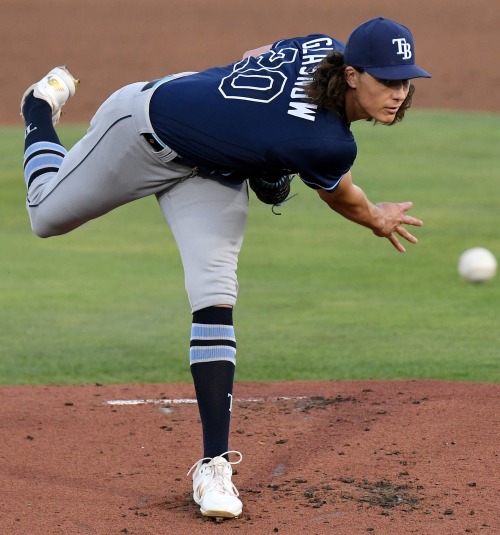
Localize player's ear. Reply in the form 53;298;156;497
345;66;358;89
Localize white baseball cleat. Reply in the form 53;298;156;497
20;66;79;125
188;451;243;518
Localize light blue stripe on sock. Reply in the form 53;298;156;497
189;345;236;365
190;323;236;365
191;323;235;341
25;153;65;175
23;141;67;164
24;153;65;187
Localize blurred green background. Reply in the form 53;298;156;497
1;110;499;385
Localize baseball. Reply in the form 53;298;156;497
458;247;497;283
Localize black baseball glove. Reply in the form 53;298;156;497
248;171;292;205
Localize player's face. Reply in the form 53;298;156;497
345;69;410;124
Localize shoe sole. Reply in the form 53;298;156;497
200;508;242;518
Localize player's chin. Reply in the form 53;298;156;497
376;107;399;124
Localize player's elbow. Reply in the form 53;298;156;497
317;187;342;211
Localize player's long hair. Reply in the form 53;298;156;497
305;51;414;125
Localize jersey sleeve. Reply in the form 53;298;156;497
267;136;357;191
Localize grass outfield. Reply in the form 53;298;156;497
1;110;499;385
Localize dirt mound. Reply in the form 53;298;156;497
1;380;498;534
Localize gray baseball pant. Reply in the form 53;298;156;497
26;81;249;311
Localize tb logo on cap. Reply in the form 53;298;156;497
392;38;412;60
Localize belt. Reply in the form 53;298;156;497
140;80;199;171
141;79;161;92
141;132;166;152
141;132;198;172
140;80;169;152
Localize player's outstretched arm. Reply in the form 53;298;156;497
317;172;423;253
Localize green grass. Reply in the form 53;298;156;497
1;111;499;385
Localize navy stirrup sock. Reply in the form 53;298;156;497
22;93;61;147
190;306;236;459
22;93;66;197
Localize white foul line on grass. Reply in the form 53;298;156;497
106;396;307;406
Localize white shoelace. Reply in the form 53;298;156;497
188;450;243;496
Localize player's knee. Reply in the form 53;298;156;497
186;272;239;312
31;221;53;238
30;215;74;238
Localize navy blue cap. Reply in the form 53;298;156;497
344;17;431;80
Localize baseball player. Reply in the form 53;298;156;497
20;17;430;519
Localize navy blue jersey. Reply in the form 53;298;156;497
149;34;357;191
